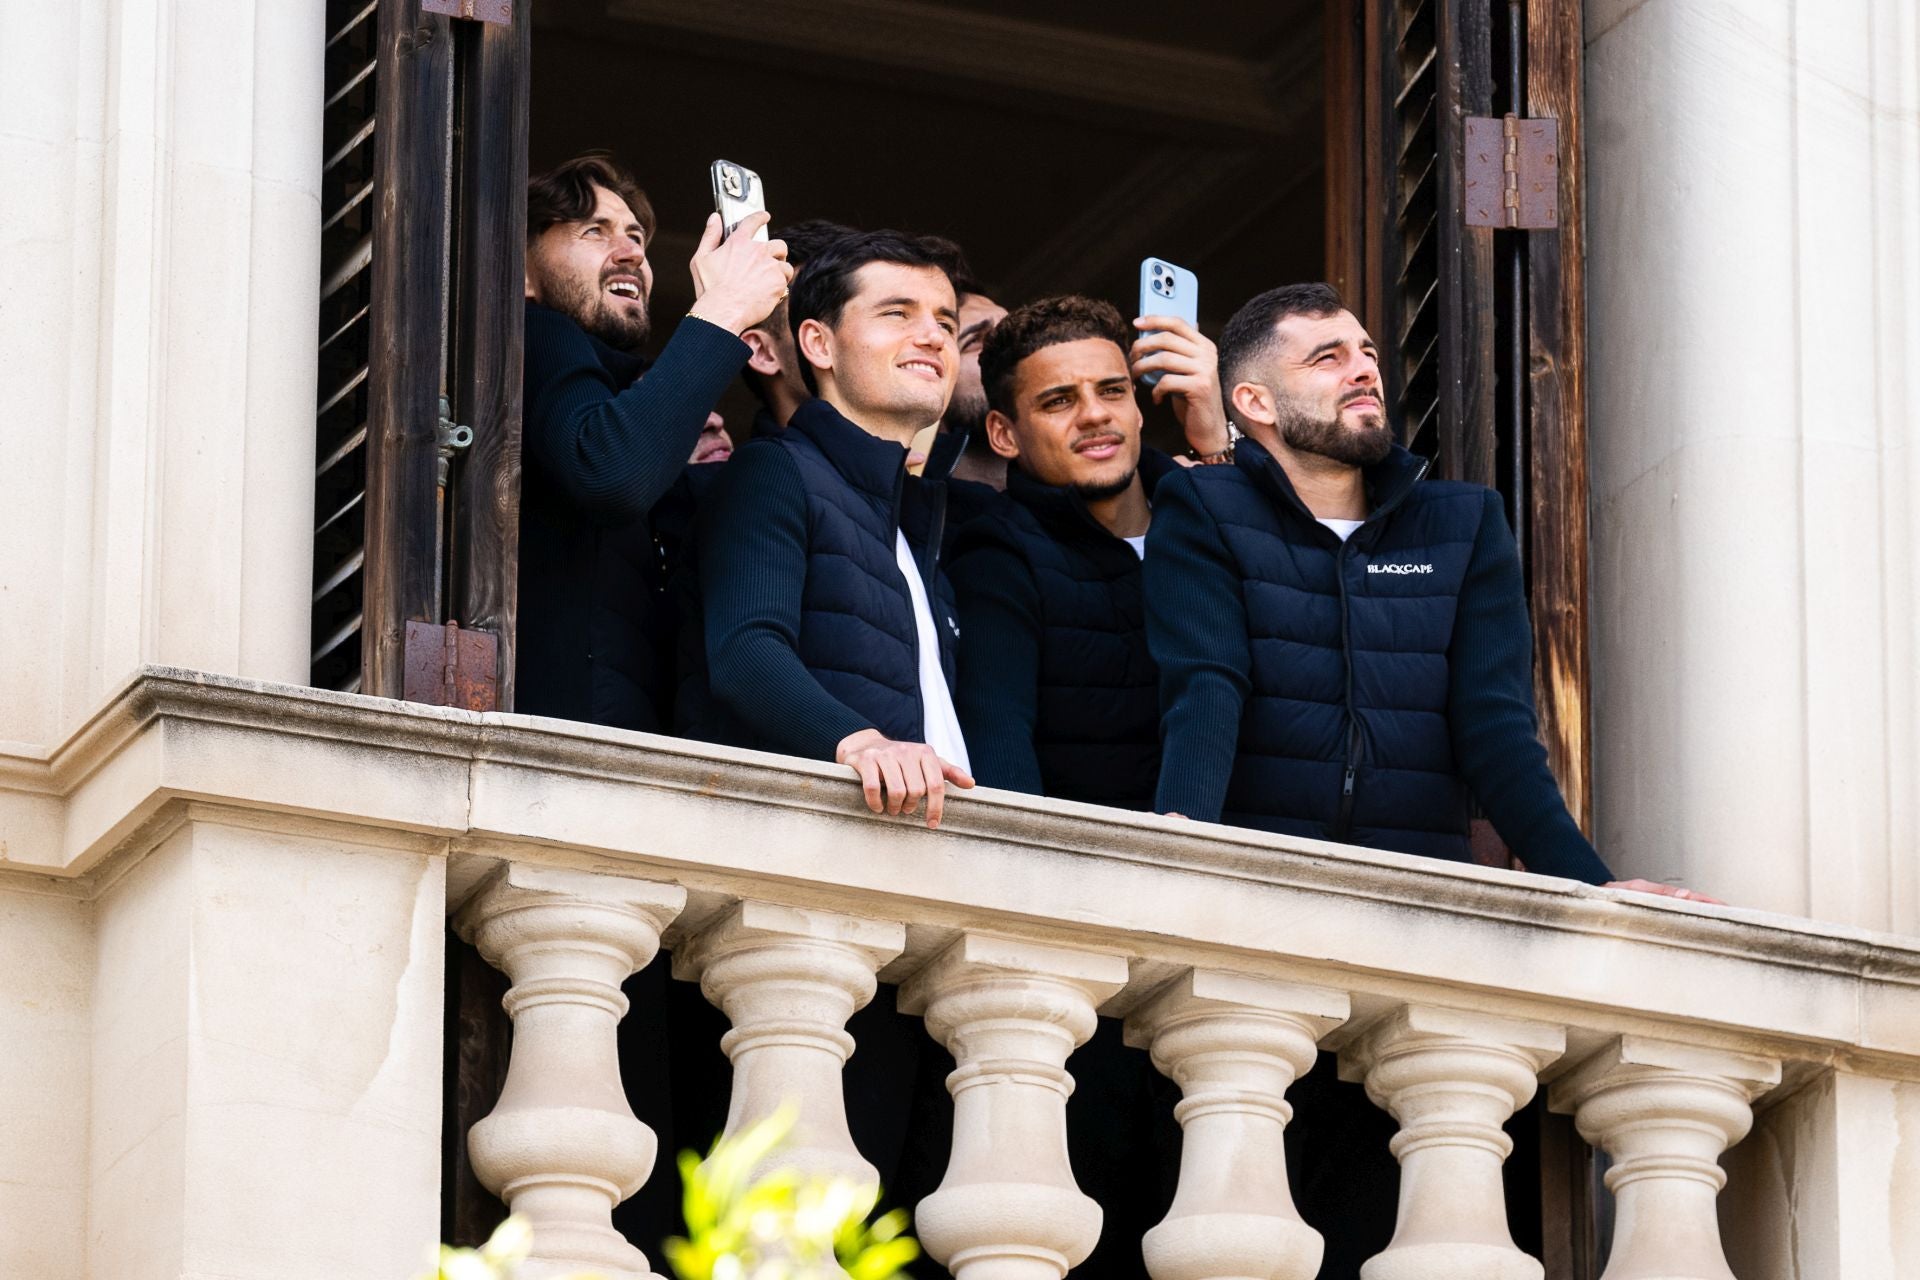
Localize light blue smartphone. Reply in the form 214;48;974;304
1137;257;1199;387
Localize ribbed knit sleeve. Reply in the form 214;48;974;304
1144;470;1251;821
1448;490;1613;884
696;442;874;760
523;308;749;527
948;545;1046;795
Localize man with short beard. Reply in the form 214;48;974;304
1148;284;1710;899
517;154;790;730
942;283;1010;483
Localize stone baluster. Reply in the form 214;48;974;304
457;864;688;1280
899;933;1128;1280
1549;1036;1780;1280
674;900;905;1183
1339;1006;1565;1280
1123;969;1350;1280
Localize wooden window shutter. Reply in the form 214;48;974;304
1327;0;1592;837
311;0;527;711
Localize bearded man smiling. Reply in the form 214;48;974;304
516;153;790;731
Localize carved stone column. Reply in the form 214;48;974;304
899;933;1128;1280
457;864;687;1280
1340;1006;1565;1280
1123;970;1350;1280
674;900;905;1182
1549;1036;1781;1280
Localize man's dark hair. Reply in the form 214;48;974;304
917;235;986;301
774;219;860;275
527;152;656;246
979;295;1130;418
787;230;954;393
1216;282;1349;390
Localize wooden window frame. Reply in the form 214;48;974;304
361;0;526;708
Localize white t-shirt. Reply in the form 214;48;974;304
1123;534;1147;560
893;530;971;772
1318;517;1365;542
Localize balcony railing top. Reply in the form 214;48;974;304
4;666;1917;1093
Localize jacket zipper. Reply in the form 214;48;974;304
1333;539;1360;841
1323;457;1431;844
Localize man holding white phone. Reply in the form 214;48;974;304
516;153;792;732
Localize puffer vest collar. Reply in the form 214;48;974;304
1234;436;1432;544
785;397;953;579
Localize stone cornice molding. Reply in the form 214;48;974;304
4;668;1920;1084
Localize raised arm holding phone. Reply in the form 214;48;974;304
515;153;792;732
1129;257;1236;463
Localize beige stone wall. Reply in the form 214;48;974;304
1585;0;1920;929
85;817;448;1280
0;0;325;750
0;881;90;1280
1723;1070;1920;1278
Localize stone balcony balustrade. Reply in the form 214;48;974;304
4;669;1919;1280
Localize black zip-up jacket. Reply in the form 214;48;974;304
948;450;1176;810
1145;438;1611;882
516;302;748;730
690;398;959;759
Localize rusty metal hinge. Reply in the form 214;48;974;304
403;619;499;711
421;0;512;25
1464;115;1559;229
437;394;474;488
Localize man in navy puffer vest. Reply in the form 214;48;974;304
1149;283;1711;901
695;230;976;829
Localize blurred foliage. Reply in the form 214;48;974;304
418;1104;917;1280
665;1104;919;1280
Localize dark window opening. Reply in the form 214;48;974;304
527;0;1328;456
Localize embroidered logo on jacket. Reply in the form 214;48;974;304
1367;562;1435;575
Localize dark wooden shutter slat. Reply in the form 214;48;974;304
1525;0;1593;834
362;0;456;700
445;8;530;711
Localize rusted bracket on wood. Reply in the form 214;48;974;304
1464;115;1558;229
403;619;500;710
421;0;512;24
437;394;474;487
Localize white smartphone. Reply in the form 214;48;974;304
1137;257;1200;387
709;159;769;241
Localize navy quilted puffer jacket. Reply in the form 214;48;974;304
947;451;1177;810
1146;437;1610;882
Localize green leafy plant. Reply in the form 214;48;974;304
417;1107;917;1280
665;1105;919;1280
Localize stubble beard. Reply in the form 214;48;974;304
1070;467;1138;504
945;384;990;454
1276;387;1395;467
